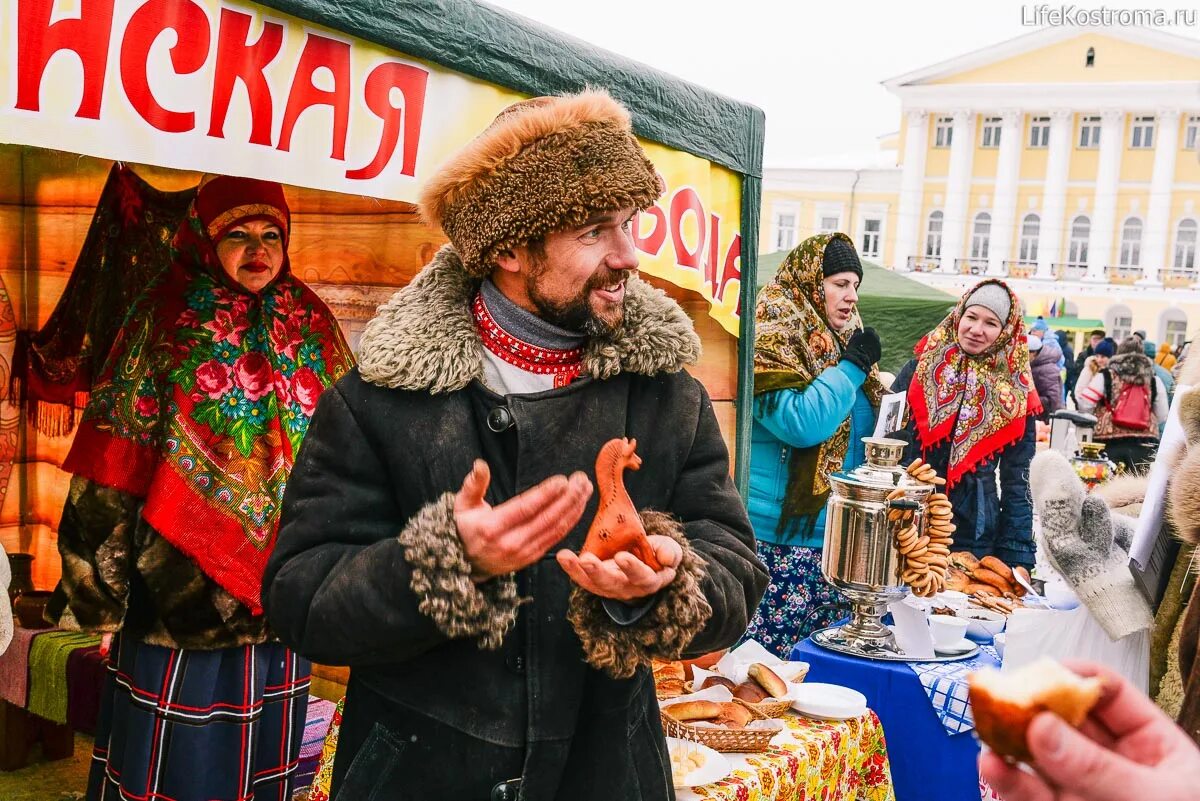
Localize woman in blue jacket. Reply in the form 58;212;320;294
744;233;884;658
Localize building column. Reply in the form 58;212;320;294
940;110;976;274
1140;108;1180;286
1087;110;1125;281
1037;109;1072;279
989;109;1023;276
894;109;928;271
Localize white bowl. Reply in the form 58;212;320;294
1044;580;1080;610
960;609;1006;640
936;590;969;609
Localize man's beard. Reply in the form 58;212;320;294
525;259;626;336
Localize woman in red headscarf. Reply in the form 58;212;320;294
889;279;1041;572
48;174;354;801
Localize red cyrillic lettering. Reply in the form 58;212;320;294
120;0;210;132
278;34;350;159
632;206;667;256
346;61;429;180
721;234;742;312
208;8;282;145
16;0;116;119
669;187;706;270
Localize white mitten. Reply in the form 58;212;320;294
1031;450;1152;641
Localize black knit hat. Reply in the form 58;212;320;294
822;237;863;280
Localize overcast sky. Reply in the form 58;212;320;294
483;0;1200;167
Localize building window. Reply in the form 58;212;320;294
1029;116;1050;148
981;117;1002;148
1086;47;1095;67
1186;115;1200;151
1174;219;1197;271
1110;310;1133;343
1165;316;1189;350
1068;215;1090;267
934;117;953;148
1131;116;1155;149
1019;214;1040;263
1079;116;1101;148
925;211;943;258
1120;218;1143;267
970;212;991;261
861;218;882;259
773;211;797;251
819;215;840;233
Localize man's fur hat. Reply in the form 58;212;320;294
418;89;663;276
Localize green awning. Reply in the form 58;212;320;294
756;252;957;374
1025;316;1105;331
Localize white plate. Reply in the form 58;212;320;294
788;682;868;720
665;737;731;787
933;637;977;655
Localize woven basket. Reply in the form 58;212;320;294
733;698;793;720
659;711;776;753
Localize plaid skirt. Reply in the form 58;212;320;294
742;541;850;659
88;636;310;801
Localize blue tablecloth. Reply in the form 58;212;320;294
792;638;998;801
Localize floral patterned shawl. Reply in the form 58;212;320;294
907;279;1041;489
63;176;354;613
754;233;886;535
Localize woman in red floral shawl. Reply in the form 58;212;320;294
48;174;354;801
888;279;1041;572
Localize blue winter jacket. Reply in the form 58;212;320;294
748;362;877;549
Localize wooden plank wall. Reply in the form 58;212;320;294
0;147;738;591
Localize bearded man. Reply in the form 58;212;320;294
263;90;766;800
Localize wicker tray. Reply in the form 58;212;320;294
659;711;775;753
733;698;793;720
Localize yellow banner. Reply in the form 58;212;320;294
0;0;743;335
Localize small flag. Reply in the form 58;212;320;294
1049;300;1058;318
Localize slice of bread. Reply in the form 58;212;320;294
968;658;1104;761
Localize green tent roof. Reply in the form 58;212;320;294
259;0;764;177
756;251;957;373
1024;316;1105;331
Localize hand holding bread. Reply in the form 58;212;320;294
977;660;1200;801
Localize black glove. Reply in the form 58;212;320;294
842;327;881;373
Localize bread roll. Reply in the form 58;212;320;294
980;556;1014;583
950;551;981;573
655;677;688;699
968;658;1104;761
972;567;1013;593
944;567;971;592
664;700;723;722
699;676;736;692
732;681;769;703
748;663;789;699
714;702;754;729
1013;566;1031;597
965;582;1000;597
653;661;686;681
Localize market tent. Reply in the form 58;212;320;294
1024;316;1105;331
757;252;958;374
0;0;768;589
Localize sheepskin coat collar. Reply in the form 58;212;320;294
357;245;701;393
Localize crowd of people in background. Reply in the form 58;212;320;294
748;232;1190;661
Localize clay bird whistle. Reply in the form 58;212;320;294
580;437;662;571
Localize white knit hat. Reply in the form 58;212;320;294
965;282;1012;323
1030;451;1153;641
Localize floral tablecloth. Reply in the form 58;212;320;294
678;711;893;801
305;701;893;801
